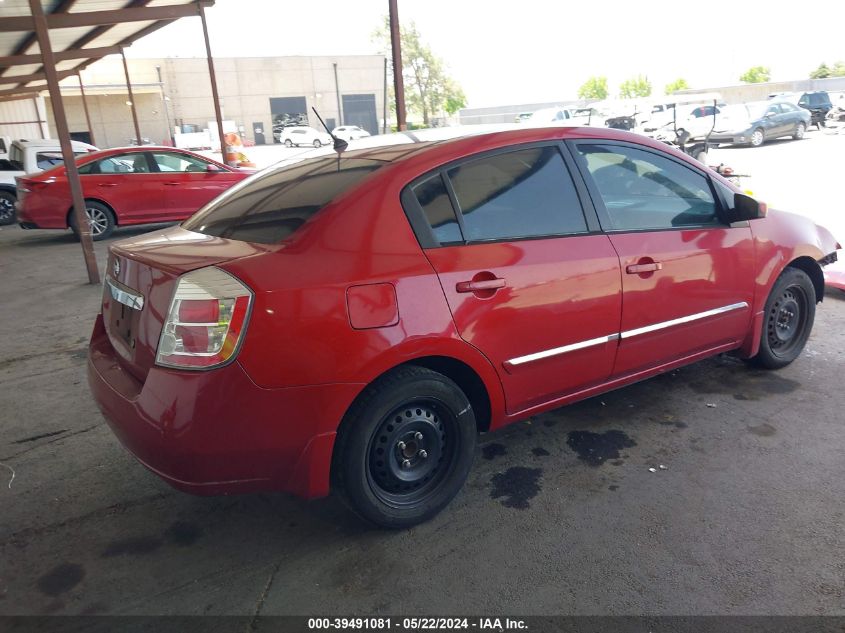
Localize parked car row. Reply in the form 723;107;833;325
273;124;372;146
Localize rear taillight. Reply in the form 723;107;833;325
155;267;253;370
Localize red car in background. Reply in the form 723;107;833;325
16;146;250;240
87;127;840;528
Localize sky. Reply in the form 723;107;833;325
126;0;845;108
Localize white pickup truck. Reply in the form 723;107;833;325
0;138;97;225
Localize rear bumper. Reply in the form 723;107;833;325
87;314;363;498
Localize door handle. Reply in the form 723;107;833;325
97;183;117;187
456;278;506;293
164;182;181;186
626;261;663;274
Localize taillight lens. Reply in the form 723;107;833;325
156;267;253;370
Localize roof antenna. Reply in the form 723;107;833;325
311;107;348;153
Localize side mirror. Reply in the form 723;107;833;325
206;163;221;173
728;192;768;222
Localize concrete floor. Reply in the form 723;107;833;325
1;132;844;617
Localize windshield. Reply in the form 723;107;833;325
182;155;385;244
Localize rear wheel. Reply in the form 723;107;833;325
313;139;322;148
69;200;115;241
750;128;765;147
793;122;806;140
334;366;477;528
750;268;816;369
0;190;16;225
284;139;293;147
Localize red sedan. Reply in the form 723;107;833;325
87;126;840;528
16;146;250;240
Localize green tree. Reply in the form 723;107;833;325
665;78;689;94
831;61;845;77
810;63;831;79
577;76;609;100
739;66;771;83
373;18;466;126
619;75;652;98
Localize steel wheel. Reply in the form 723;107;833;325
86;206;110;236
750;267;816;369
0;192;15;225
366;399;456;508
766;285;809;359
334;365;477;528
750;128;764;147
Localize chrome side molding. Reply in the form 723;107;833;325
506;302;749;368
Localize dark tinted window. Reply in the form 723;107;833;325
412;174;462;244
183;156;383;244
446;146;587;242
576;143;718;231
78;152;150;174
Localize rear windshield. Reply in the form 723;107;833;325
183;156;384;244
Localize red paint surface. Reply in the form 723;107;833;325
88;127;839;499
16;146;249;229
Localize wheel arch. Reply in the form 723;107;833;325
66;197;117;228
0;183;16;195
786;255;824;303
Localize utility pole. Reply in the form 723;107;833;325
388;0;406;130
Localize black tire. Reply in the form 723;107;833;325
792;122;806;140
284;139;293;148
750;128;765;147
69;200;115;241
750;268;816;369
313;139;322;148
0;190;16;225
333;365;477;529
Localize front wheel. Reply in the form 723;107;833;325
750;128;765;147
69;201;115;241
793;122;806;140
284;139;293;147
0;190;16;225
333;366;477;529
313;139;322;148
750;268;816;369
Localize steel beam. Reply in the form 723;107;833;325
28;0;100;285
200;3;226;155
121;49;143;146
0;2;213;32
78;73;96;146
0;70;77;85
0;45;122;68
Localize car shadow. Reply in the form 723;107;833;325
11;223;176;248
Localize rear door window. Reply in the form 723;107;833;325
182;156;384;244
412;174;462;245
445;146;588;242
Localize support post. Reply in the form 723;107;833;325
32;97;44;139
77;72;96;146
28;0;99;285
199;3;226;155
388;0;406;131
383;56;388;134
121;48;142;146
333;62;342;127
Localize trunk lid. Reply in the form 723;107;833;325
103;226;270;382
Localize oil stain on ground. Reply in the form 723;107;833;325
37;563;84;597
490;467;542;509
688;362;800;400
481;442;507;460
567;430;636;467
101;536;163;557
165;521;202;546
748;423;777;437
